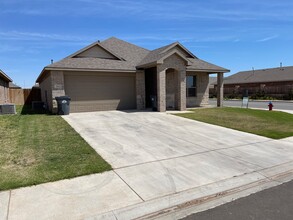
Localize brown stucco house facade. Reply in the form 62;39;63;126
36;37;229;113
0;69;12;104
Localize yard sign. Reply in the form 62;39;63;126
241;97;249;108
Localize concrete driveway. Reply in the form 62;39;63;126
3;111;293;220
61;111;293;201
63;111;271;169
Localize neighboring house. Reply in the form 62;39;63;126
215;66;293;99
9;82;21;89
209;77;217;87
36;37;229;113
209;76;217;97
0;69;12;104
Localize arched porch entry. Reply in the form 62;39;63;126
165;68;179;110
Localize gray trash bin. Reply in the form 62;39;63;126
55;96;71;115
150;95;157;111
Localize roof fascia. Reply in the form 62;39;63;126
187;69;230;73
160;42;197;59
45;67;136;73
36;68;48;83
136;61;158;69
157;50;192;65
0;70;12;82
36;67;137;83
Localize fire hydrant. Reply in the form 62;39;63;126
268;101;273;111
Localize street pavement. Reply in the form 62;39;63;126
209;99;293;111
181;179;293;220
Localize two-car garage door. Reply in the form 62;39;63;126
64;72;136;113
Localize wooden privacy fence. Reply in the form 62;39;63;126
9;88;41;105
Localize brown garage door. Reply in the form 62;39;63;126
64;72;136;112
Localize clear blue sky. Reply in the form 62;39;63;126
1;0;292;87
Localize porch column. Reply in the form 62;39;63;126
217;72;224;107
157;66;166;112
136;70;145;110
178;69;186;111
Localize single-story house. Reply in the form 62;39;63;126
0;69;12;104
36;37;229;113
213;66;293;99
209;76;218;97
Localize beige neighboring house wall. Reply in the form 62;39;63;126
0;70;12;104
36;37;229;113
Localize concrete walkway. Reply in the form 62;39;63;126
1;111;293;220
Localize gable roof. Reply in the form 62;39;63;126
137;42;196;68
46;37;149;71
160;42;197;58
224;66;293;85
101;37;150;65
0;69;12;82
65;40;125;61
36;37;229;82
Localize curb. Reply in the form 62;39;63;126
89;162;293;220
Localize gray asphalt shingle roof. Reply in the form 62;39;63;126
224;66;293;84
47;37;149;71
47;57;136;71
187;58;228;72
137;42;178;67
42;37;228;74
101;37;150;65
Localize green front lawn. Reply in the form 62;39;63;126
0;106;111;191
177;107;293;139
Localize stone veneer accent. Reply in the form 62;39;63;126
157;53;187;112
136;70;145;110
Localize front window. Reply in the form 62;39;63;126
186;76;197;97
